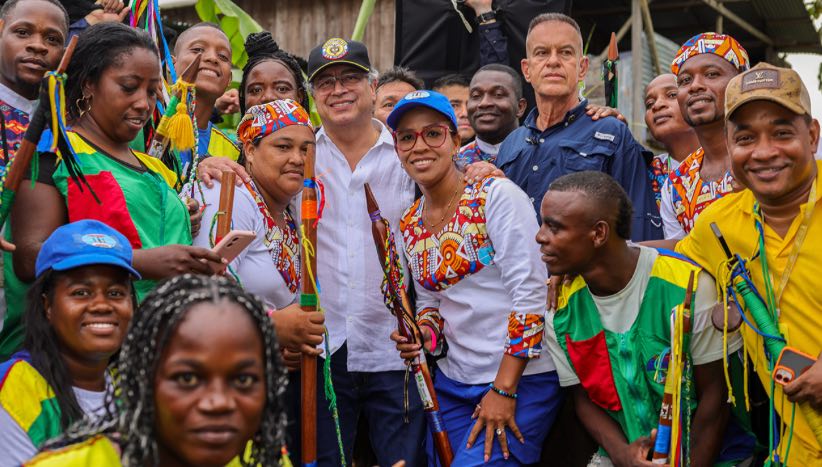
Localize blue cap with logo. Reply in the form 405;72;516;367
35;220;141;279
386;90;458;132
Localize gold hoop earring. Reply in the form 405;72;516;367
76;95;92;118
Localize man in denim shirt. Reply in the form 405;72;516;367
496;13;663;241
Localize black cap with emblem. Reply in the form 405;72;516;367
307;38;371;82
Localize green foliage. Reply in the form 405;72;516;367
806;1;822;91
195;0;263;69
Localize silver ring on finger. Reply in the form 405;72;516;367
495;428;504;436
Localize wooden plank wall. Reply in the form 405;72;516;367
164;0;397;71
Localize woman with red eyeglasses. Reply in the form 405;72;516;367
386;91;561;466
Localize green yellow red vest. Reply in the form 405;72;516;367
0;352;67;449
553;249;755;464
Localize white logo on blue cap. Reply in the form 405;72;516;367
405;91;430;100
81;234;117;249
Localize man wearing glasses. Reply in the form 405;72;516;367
305;38;424;466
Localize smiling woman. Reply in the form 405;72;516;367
1;22;225;359
24;274;288;467
0;220;137;466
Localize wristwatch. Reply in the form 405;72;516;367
476;10;497;25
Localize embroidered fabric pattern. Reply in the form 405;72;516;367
456;141;495;170
417;306;444;336
505;311;544;358
244;180;301;293
400;179;496;291
0;100;29;168
648;153;671;209
667;148;734;233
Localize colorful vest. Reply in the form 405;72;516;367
457;140;495;168
0;96;31;171
553;251;753;464
0;352;65;449
554;251;700;442
23;434;122;466
0;132;191;360
667;147;734;233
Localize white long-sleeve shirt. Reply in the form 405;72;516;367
314;120;415;372
402;177;555;384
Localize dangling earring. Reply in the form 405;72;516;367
76;95;92;118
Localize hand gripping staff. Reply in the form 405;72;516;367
0;35;81;230
146;54;200;159
711;223;822;454
364;183;454;466
652;271;695;466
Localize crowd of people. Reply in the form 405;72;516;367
0;0;818;466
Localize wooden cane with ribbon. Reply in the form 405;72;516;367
364;183;454;466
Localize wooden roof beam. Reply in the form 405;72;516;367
700;0;774;45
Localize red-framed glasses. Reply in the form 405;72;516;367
393;124;453;151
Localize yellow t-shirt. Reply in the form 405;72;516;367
676;160;822;465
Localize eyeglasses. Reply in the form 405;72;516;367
313;72;367;93
393;124;453;151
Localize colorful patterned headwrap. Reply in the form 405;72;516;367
671;32;750;76
237;99;313;144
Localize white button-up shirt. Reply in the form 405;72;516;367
315;119;415;372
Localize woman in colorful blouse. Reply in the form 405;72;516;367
2;22;223;361
387;91;561;466
0;220;137;466
192;99;323;355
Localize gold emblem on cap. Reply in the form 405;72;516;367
322;38;349;60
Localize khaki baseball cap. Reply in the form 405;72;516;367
725;62;811;120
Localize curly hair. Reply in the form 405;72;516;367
239;31;308;113
45;274;287;466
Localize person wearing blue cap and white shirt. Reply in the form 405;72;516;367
305;37;502;465
387;91;560;466
0;220;137;466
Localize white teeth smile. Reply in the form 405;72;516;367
84;323;115;329
411;159;434;168
200;69;219;77
331;101;353;108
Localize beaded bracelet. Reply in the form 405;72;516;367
488;384;518;399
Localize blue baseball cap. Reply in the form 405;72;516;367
35;220;140;279
386;90;458;132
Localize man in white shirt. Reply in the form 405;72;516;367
306;37;422;466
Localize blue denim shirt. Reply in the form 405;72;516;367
496;99;663;241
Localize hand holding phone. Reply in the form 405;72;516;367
210;230;255;274
773;347;816;386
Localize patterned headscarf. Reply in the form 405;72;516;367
237;99;313;144
671;32;750;76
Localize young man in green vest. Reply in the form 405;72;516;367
537;171;755;466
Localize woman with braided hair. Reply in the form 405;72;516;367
240;31;308;114
25;274;289;466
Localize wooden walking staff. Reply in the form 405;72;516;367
146;54;201;159
0;35;78;230
214;170;236;244
300;143;319;467
652;271;695;465
364;183;454;466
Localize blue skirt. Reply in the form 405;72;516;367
427;369;563;466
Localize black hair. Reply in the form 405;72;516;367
22;268;137;431
548;171;633;240
0;0;69;34
377;66;423;91
172;21;226;54
65;22;158;121
473;63;523;100
239;31;308;113
45;274;287;467
432;73;470;91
